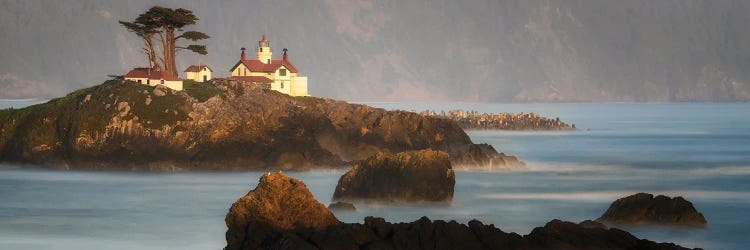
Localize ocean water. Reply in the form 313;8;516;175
1;102;749;249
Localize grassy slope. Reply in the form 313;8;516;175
0;80;194;162
183;79;223;102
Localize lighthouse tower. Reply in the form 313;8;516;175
257;33;272;64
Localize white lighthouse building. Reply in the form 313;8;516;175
229;34;309;96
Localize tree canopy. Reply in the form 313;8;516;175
119;6;209;76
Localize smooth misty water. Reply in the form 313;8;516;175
1;102;749;249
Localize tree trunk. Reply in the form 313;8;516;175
168;29;178;76
158;32;169;74
143;35;161;71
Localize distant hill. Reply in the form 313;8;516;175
1;0;749;102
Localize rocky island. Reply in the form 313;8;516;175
0;80;524;171
418;110;574;130
225;173;696;250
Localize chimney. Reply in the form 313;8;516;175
283;48;288;61
240;47;246;60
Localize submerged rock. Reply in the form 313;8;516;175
332;149;455;203
596;193;708;227
224;174;697;250
328;202;356;211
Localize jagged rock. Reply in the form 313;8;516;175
224;172;340;250
328;202;356;211
419;109;574;130
524;219;692;250
451;143;525;170
152;85;168;96
225;174;697;250
596;193;708;227
0;80;524;170
333;149;455;203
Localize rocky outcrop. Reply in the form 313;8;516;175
328;202;356;211
0;80;523;170
419;109;574;130
333;150;455;204
522;220;692;250
225;172;340;250
596;193;708;227
225;174;696;250
450;143;524;170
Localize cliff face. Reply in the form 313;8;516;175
0;80;519;170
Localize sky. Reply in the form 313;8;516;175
1;0;749;102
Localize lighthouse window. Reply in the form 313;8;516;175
160;80;164;85
280;69;287;76
281;82;284;89
260;48;263;52
243;68;247;76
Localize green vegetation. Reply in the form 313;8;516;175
0;80;196;157
0;82;114;157
183;80;223;102
117;81;191;129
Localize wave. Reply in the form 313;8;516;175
478;190;750;202
452;164;529;172
459;161;750;176
687;166;750;176
466;130;577;136
522;162;618;173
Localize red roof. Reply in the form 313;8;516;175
183;65;213;72
230;76;273;83
125;68;181;81
231;59;298;73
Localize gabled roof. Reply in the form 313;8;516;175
230;59;298;73
184;65;213;72
230;76;273;83
125;68;181;81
